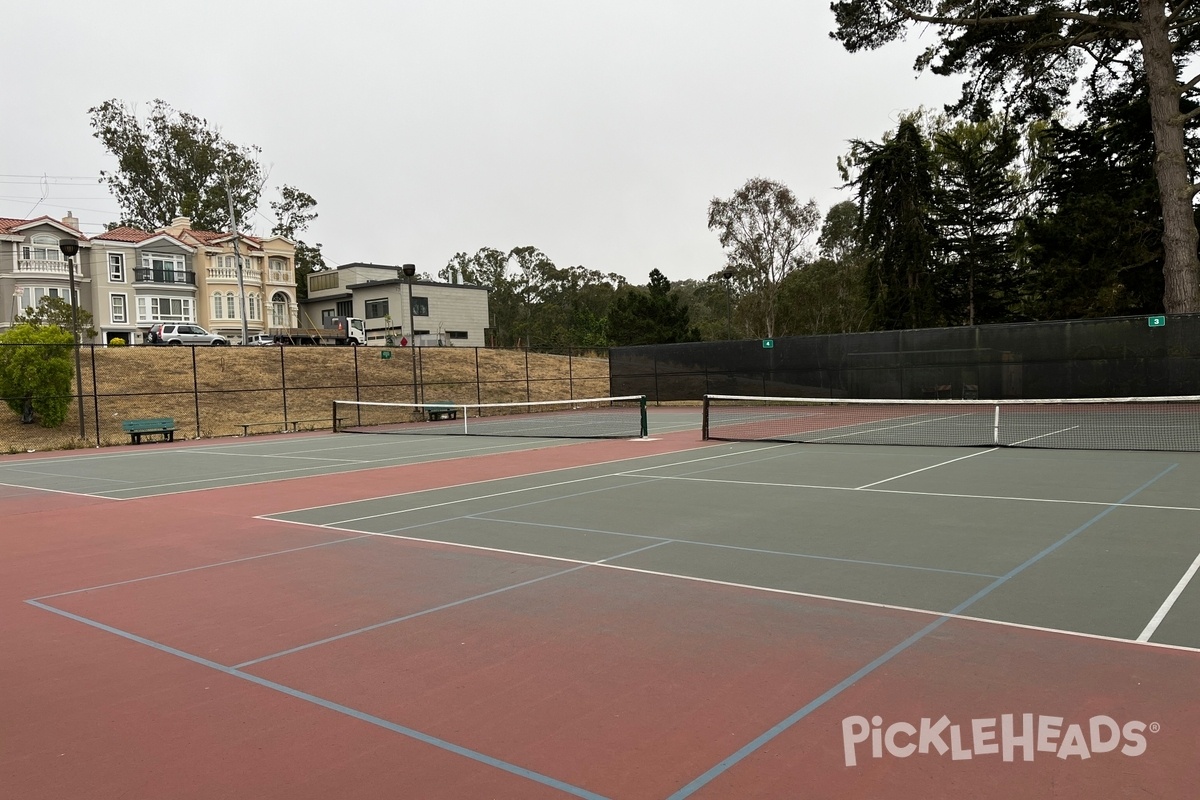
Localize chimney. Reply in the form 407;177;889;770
170;216;192;230
62;211;80;232
451;267;459;285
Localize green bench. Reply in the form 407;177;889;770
422;401;459;421
122;417;176;444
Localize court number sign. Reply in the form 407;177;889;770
762;339;774;349
381;350;393;359
1148;316;1166;327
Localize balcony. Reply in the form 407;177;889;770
134;267;196;285
268;270;292;284
207;265;262;282
16;259;82;276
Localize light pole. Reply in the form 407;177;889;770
402;263;418;404
722;267;735;340
58;238;86;439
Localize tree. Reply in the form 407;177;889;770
270;185;326;300
830;0;1200;314
0;324;75;427
931;119;1022;325
1020;79;1167;318
846;118;941;329
707;178;821;337
89;99;266;232
607;270;700;346
775;200;871;334
16;296;98;341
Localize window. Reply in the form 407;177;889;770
271;292;289;327
21;235;63;262
248;293;260;321
17;286;74;311
109;253;125;282
365;298;389;319
226;293;236;319
447;331;469;340
110;294;128;324
336;300;353;317
321;309;335;325
212;292;224;319
136;296;194;322
411;296;429;316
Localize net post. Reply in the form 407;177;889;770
702;395;710;440
331;400;339;433
993;404;1000;445
639;395;648;438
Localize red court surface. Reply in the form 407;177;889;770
3;434;1199;799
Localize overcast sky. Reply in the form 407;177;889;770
3;0;963;285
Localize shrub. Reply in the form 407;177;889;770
109;337;127;347
0;324;75;427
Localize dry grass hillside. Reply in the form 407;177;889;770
1;346;610;453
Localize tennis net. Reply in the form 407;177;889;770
702;394;1200;451
334;395;648;439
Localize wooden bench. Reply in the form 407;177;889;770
422;401;459;421
122;417;176;444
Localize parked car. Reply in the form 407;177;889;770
246;333;278;346
146;323;228;346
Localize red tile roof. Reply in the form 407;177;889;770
0;215;85;237
92;227;153;243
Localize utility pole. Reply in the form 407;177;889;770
225;181;250;345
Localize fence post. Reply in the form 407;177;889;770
191;346;201;437
525;347;531;402
475;347;482;404
90;344;101;445
353;344;360;403
280;345;289;429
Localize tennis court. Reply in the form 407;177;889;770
3;401;1199;798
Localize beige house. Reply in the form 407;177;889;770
303;262;489;346
1;213;299;344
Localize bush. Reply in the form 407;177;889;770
0;324;75;427
109;337;127;347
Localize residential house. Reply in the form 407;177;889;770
0;214;91;334
302;262;489;346
1;213;300;344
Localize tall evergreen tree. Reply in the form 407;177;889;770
607;270;699;346
932;120;1022;325
848;119;940;329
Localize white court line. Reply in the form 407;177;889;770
809;412;978;443
310;447;785;527
5;467;132;484
0;480;117;501
263;514;1200;656
856;448;997;489
262;442;769;519
1138;550;1200;641
181;449;371;463
1009;426;1080;446
633;474;1200;513
99;439;589;497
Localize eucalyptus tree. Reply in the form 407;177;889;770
707;178;821;338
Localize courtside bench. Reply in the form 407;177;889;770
422;401;458;421
122;417;176;444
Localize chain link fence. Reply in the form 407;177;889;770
0;344;610;453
